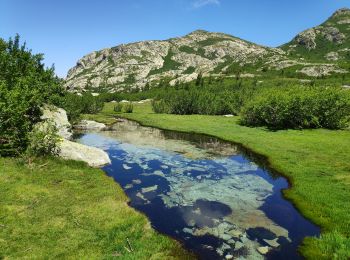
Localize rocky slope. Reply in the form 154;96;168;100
65;8;350;93
282;8;350;61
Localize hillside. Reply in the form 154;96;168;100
65;8;350;93
282;8;350;61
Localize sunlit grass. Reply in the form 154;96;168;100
0;157;193;259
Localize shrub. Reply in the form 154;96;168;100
240;87;350;129
152;89;236;115
0;35;62;155
60;93;104;123
114;102;123;112
122;102;133;113
26;120;60;157
151;99;169;113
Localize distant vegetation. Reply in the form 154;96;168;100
114;102;134;113
240;86;350;129
147;75;350;130
61;93;104;123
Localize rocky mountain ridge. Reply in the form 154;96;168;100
65;8;350;93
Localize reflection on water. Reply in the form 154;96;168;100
76;120;319;260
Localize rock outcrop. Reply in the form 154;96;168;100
41;105;72;140
283;8;350;57
59;139;111;167
41;105;111;167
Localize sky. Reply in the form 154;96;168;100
1;0;349;78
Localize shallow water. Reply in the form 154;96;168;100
75;120;319;259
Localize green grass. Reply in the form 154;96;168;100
89;102;350;259
183;66;196;74
0;157;193;259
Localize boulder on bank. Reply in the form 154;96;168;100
74;120;107;131
40;105;111;167
59;139;111;167
41;105;73;140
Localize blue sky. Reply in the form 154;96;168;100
1;0;349;77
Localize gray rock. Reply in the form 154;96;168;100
228;229;243;238
234;241;244;250
141;185;158;193
227;239;236;245
325;51;339;61
257;246;270;255
263;238;280;248
74;120;107;131
294;29;317;49
322;27;345;44
183;228;193;234
220;234;232;241
58;139;111;167
41;105;72;140
299;65;347;77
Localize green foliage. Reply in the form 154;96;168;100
183;66;196;74
113;102;123;112
26;120;60;157
60;93;104;123
178;46;207;58
195;72;203;86
123;74;136;84
151;99;169;114
122;102;133;113
240;86;350;129
0;35;63;155
152;88;234;115
197;37;230;47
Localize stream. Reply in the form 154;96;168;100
75;119;319;260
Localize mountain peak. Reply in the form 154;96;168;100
331;7;350;18
187;29;210;36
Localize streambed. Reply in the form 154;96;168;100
75;120;319;259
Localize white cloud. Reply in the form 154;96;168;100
192;0;220;9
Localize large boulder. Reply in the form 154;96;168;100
41;105;73;140
40;105;111;167
59;139;111;167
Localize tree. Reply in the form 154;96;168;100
0;35;62;155
195;72;203;86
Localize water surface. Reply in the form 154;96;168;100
76;120;319;259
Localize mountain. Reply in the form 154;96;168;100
65;8;350;93
282;8;350;61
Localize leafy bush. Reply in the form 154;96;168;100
26;120;60;157
114;102;123;112
122;102;133;113
0;35;63;155
152;89;235;115
151;99;169;113
60;93;104;123
240;87;350;129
